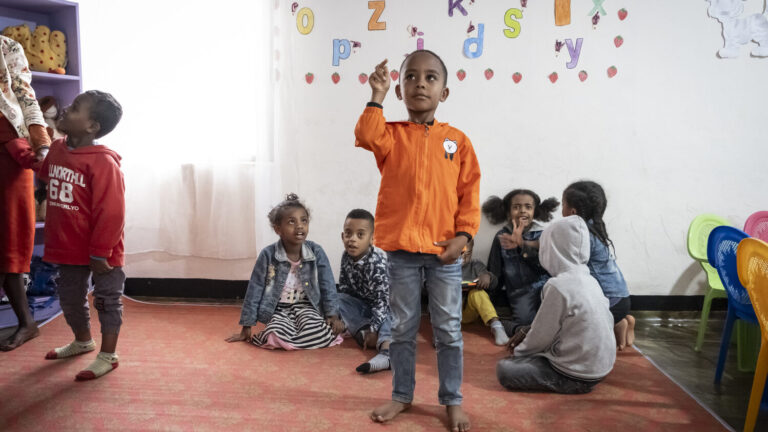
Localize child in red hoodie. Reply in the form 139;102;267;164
38;90;124;381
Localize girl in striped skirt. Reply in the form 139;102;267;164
227;194;345;350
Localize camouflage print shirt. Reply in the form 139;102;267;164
338;246;390;332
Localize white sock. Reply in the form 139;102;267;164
76;352;119;380
45;339;96;359
491;321;509;346
356;352;391;374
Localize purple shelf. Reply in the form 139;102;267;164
0;0;80;105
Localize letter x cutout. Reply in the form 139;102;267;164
588;0;606;16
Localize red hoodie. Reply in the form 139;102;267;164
38;138;125;266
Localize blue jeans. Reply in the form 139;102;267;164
337;292;392;349
387;251;463;406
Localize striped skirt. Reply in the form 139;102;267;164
252;301;343;350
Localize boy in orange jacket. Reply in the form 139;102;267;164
355;51;481;432
39;90;125;381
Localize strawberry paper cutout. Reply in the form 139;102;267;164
618;8;628;21
457;69;466;81
607;66;617;78
331;72;340;84
512;72;522;83
549;72;558;83
578;70;588;82
305;72;314;84
614;35;623;48
390;70;399;81
358;73;368;84
484;68;494;80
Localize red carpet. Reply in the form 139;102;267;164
0;297;727;431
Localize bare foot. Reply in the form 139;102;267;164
625;314;636;347
370;400;411;423
447;405;471;432
614;319;628;351
0;325;40;352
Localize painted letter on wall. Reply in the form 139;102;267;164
463;23;484;58
296;7;314;35
555;0;570;26
565;38;583;69
503;9;522;38
368;1;386;31
333;39;351;66
448;0;468;17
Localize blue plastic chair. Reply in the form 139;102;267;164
707;226;760;383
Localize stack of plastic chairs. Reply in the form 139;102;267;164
745;211;768;242
736;238;768;432
688;214;730;351
707;226;759;382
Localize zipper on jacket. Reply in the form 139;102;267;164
424;124;430;137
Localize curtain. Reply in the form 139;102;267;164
77;0;280;259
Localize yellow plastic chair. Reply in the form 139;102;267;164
688;214;730;351
737;238;768;432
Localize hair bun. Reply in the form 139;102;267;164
285;193;300;201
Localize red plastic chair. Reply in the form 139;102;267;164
744;211;768;243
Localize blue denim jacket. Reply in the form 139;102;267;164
587;231;629;298
238;240;339;326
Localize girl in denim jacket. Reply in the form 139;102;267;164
484;189;559;336
226;194;345;350
562;180;634;350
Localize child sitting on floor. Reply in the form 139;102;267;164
497;216;616;394
337;209;392;374
460;239;508;346
562;180;635;350
227;194;345;350
483;189;559;336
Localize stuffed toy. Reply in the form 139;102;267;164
38;96;62;140
1;24;31;52
1;24;67;73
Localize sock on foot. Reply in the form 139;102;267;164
491;321;509;346
45;339;96;359
75;352;119;381
356;352;391;374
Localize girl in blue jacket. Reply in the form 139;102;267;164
226;194;345;350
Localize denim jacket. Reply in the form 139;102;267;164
238;240;339;326
587;230;629;298
487;222;550;297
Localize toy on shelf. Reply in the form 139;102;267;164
38;96;62;140
2;23;67;74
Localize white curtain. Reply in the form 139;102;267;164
77;0;281;259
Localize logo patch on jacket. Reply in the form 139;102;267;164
443;138;457;161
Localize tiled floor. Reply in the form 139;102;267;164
1;304;764;431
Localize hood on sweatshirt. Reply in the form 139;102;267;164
539;215;590;277
66;143;122;166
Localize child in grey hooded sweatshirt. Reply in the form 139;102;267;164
496;215;616;394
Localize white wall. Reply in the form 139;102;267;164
99;1;768;296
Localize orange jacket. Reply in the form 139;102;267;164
355;105;481;255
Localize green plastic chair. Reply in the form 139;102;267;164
688;214;730;352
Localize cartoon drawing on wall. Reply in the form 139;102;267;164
592;12;600;28
588;0;607;17
549;71;559;83
467;21;475;33
521;0;528;8
707;0;768;58
331;72;340;84
578;70;588;81
407;25;418;37
512;72;523;83
484;68;494;79
305;72;314;84
556;0;571;26
291;2;298;15
351;40;362;54
614;35;623;47
618;8;628;20
555;39;565;56
457;69;467;81
359;73;368;84
607;65;617;77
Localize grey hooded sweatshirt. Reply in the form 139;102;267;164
513;216;616;380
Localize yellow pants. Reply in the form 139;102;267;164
461;289;499;325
